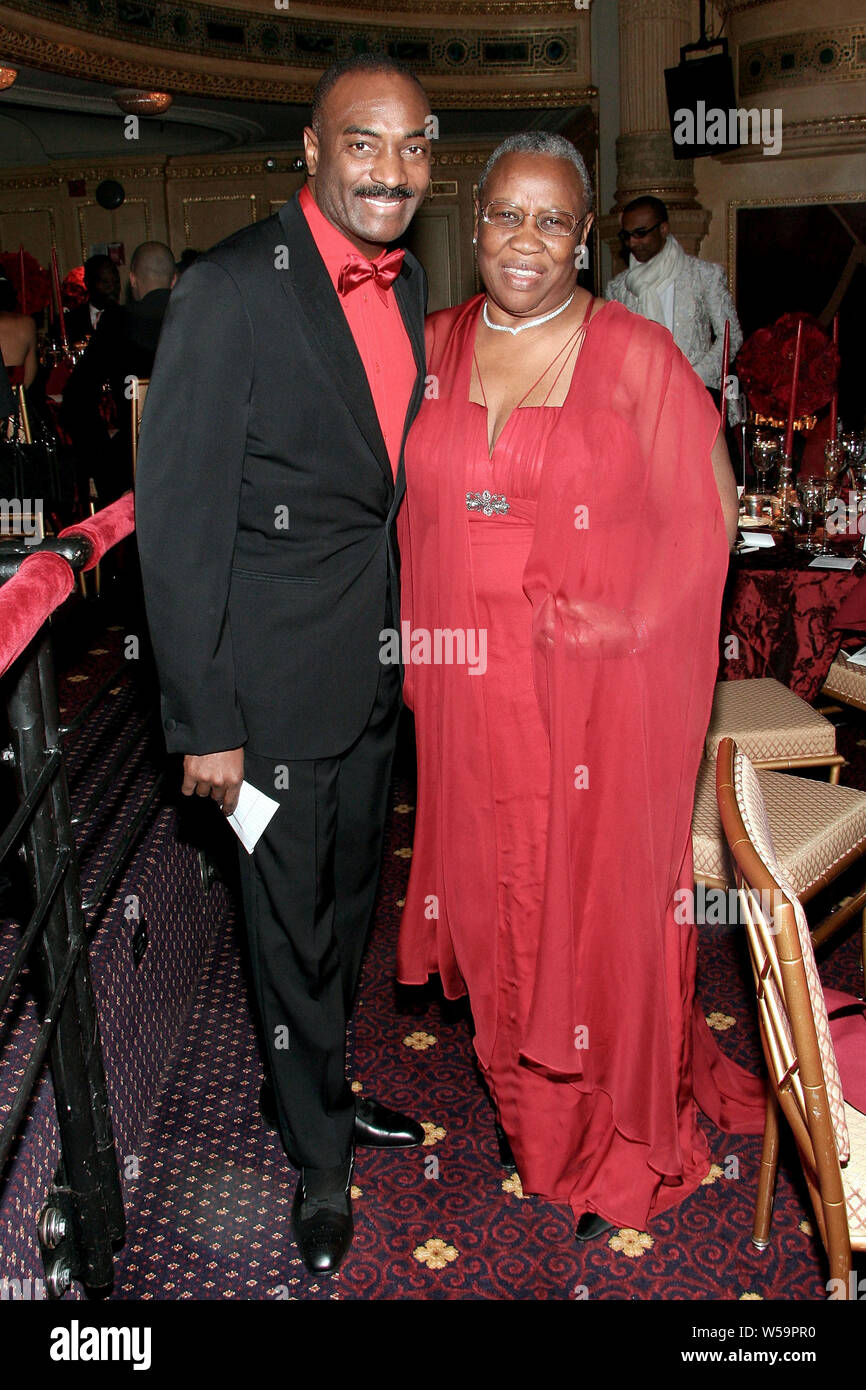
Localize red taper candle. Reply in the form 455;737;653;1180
719;318;730;425
17;244;26;315
829;314;839;440
783;317;803;458
50;245;69;350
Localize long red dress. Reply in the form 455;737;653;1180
397;295;764;1230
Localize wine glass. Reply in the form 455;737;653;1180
752;430;780;495
842;431;866;491
823;440;846;528
797;478;827;554
824;439;845;487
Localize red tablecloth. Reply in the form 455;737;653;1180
720;561;860;700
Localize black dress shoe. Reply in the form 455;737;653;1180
494;1121;517;1173
353;1095;424;1148
260;1079;423;1148
575;1211;614;1243
292;1170;353;1276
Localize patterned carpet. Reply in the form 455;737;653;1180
108;722;866;1302
4;592;866;1301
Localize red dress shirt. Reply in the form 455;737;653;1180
299;183;417;478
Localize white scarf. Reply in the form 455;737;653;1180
624;234;686;327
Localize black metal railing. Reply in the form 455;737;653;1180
0;516;157;1296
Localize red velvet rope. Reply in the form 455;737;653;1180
59;492;136;571
0;552;75;678
0;493;136;679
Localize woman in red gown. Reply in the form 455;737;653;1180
397;133;764;1239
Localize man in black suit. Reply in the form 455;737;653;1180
62;241;176;505
64;254;120;346
135;56;432;1275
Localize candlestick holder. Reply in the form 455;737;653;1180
773;454;798;529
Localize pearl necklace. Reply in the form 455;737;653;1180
482;289;575;336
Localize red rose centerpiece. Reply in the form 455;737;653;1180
0;248;51;314
735;311;839;424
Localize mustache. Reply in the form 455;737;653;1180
354;185;414;201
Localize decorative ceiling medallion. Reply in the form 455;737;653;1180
113;89;173;115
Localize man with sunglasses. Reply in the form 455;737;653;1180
605;196;741;405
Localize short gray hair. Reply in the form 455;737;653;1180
478;132;594;215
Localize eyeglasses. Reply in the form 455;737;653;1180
618;221;663;244
481;201;585;239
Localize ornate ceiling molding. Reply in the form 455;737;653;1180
617;0;690;21
0;25;590;106
0;0;580;73
249;0;579;12
713;113;866;159
0;25;311;101
0;162;167;190
739;24;866;95
0;127;600;190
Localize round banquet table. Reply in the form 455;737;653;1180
720;531;865;701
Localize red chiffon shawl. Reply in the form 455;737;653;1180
398;297;764;1187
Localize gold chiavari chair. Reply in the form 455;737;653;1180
716;737;866;1296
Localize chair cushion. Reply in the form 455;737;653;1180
826;988;866;1115
693;759;866;898
706;678;837;762
823;653;866;707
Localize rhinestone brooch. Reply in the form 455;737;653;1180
466;490;510;516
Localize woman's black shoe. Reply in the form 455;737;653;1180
575;1211;614;1242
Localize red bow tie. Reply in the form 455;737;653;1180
337;249;404;303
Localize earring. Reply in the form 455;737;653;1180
472;236;477;246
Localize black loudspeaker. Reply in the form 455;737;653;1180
95;178;125;210
664;48;739;159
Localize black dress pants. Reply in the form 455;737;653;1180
238;658;401;1172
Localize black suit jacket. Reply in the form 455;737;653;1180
64;300;121;347
62;290;171;496
64;302;96;347
135;192;427;761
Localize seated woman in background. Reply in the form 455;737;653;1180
397;131;764;1243
0;272;37;391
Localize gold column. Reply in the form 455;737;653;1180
601;0;711;271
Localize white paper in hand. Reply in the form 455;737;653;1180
226;780;280;854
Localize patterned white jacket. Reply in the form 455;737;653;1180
605;254;743;391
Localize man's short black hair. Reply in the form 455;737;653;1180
83;253;117;290
310;53;427;133
622;195;669;224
